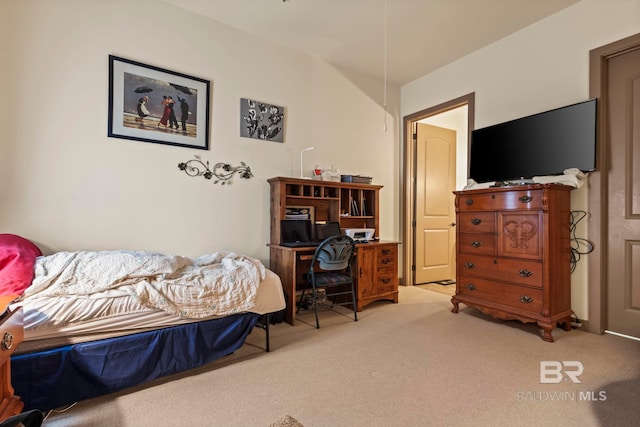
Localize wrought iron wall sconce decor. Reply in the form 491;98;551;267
178;155;253;185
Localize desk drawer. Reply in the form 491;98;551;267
377;245;397;260
377;274;397;294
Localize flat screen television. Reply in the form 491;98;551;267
469;99;597;184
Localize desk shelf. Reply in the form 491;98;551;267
285;195;340;200
284;182;340;199
269;176;381;245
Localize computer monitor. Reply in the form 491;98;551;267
316;222;341;240
280;220;312;243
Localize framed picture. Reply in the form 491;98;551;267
240;98;284;143
108;55;210;150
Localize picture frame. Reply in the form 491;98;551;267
108;55;210;150
240;98;285;143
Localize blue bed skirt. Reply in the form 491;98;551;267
11;312;260;411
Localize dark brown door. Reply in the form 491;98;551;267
606;42;640;339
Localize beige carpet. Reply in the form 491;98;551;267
41;286;640;427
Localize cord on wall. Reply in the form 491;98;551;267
569;210;595;273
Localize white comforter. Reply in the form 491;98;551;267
22;250;266;319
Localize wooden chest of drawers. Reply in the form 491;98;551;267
451;184;573;342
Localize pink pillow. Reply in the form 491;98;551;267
0;234;42;296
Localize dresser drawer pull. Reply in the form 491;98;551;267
466;284;476;291
519;295;534;304
466;199;474;206
1;332;14;350
381;278;391;284
471;218;482;225
465;262;475;269
471;241;482;248
519;269;533;277
381;249;392;255
381;259;392;265
519;195;533;203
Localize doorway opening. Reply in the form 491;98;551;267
402;93;474;286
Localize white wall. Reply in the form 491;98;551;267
0;0;399;265
401;0;640;321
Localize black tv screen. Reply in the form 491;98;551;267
469;99;597;184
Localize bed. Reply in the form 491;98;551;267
0;234;286;412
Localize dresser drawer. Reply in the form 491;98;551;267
458;233;496;256
457;277;543;314
458;189;544;211
0;308;23;365
457;212;495;233
458;254;543;288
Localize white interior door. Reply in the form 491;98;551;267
414;123;456;284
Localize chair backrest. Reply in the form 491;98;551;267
312;235;356;271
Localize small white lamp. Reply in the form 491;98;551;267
299;146;315;179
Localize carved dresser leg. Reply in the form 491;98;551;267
451;297;460;313
538;321;555;342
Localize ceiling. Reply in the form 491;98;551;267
164;0;580;87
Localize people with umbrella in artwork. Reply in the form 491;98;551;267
170;83;193;132
134;86;152;123
168;96;179;129
158;96;173;128
136;95;150;122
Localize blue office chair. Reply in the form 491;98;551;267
297;235;358;329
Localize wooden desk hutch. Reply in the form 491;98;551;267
268;177;399;325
